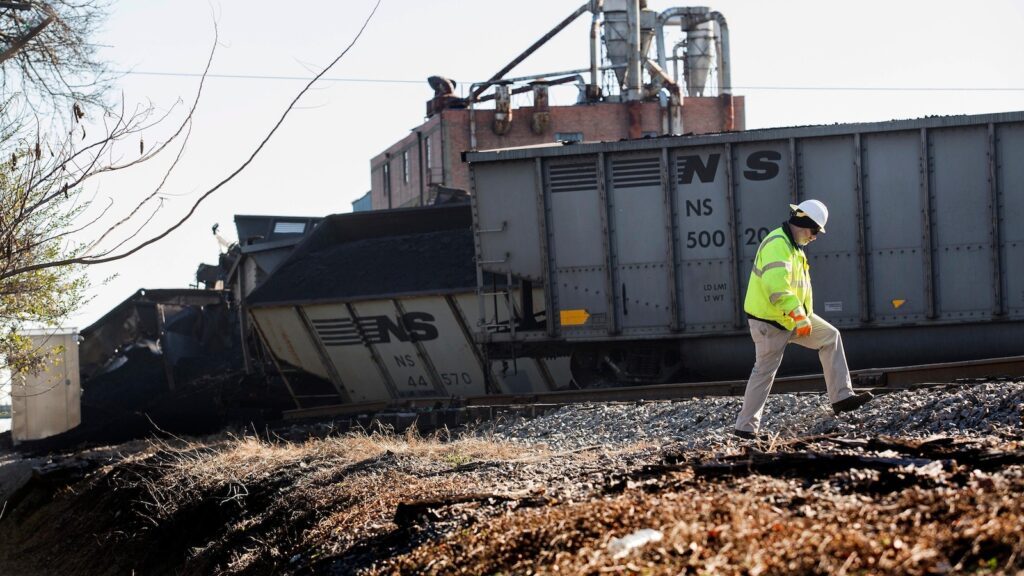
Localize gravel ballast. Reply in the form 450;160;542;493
479;382;1024;451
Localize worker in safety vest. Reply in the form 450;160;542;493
733;199;873;440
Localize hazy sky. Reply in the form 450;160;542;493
65;0;1024;328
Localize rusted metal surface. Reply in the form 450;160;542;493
627;100;643;140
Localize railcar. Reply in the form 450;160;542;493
467;111;1024;385
246;205;570;407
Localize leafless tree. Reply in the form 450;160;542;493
1;0;112;128
1;0;382;382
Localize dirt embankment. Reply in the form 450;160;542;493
1;428;1023;575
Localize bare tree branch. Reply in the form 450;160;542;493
0;6;53;66
0;0;383;280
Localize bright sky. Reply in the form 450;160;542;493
67;0;1024;329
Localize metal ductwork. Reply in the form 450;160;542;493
652;6;732;98
601;0;657;100
493;84;512;135
531;82;550;134
685;21;714;96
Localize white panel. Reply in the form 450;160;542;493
401;296;488;396
250;307;330;380
351;300;443;398
303;303;392;402
11;332;80;443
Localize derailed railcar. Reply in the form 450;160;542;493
467;111;1024;385
246;205;569;408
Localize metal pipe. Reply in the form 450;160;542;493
469;82;482;150
487;64;624;87
474;74;581;104
673;40;686;93
713;12;735;130
644;58;681;133
654;6;710;72
589;0;604;100
710;11;731;95
626;0;642;100
416;131;425;206
471;2;591;101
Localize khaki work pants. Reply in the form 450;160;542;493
734;315;857;433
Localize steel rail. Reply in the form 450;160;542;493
282;355;1024;420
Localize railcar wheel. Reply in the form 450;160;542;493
569;345;684;388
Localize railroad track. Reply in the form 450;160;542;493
282;354;1024;422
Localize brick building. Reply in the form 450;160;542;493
370;95;744;210
368;1;744;210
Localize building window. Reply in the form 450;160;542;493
555;132;583;143
382;162;391;208
402;151;410;184
425;137;432;169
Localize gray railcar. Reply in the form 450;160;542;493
467;111;1024;385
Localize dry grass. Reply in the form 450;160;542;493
118;427;549;574
4;427;1023;576
378;466;1024;575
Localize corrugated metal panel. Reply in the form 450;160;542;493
545;158;612;337
672;145;734;332
734;140;791;325
471;160;544;281
931;126;994;320
472;111;1024;348
608;154;673;333
798;136;861;326
862;130;927;323
998;123;1024;314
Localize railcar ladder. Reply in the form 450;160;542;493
477;270;518;340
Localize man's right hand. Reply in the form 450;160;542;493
789;307;812;337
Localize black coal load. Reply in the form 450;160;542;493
16;292;245;454
248;204;476;306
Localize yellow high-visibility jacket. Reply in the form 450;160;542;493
743;225;812;330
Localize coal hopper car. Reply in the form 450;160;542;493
467;111;1024;386
245;205;570;408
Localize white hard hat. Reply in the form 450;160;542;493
788;199;828;233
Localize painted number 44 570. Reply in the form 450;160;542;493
407;372;472;388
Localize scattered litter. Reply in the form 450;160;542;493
607;528;663;559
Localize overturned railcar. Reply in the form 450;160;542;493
467;111;1024;385
246;205;569;408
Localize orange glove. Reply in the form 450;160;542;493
789;307;812;337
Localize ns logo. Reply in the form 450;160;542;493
312;312;439;347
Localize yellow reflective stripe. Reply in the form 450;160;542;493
755;234;788;256
768;291;788;303
753;260;791;277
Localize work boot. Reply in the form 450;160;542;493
731;429;765;441
831;391;874;415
